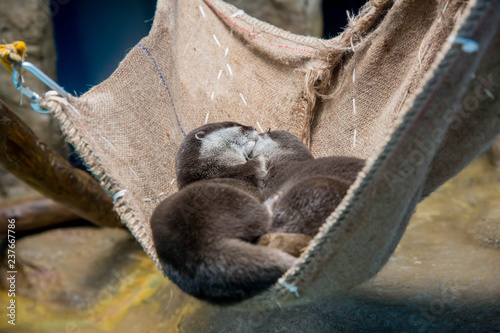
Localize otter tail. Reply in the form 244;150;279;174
150;181;296;303
163;239;296;303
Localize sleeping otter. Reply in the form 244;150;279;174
150;122;296;303
253;129;366;237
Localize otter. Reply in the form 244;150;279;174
252;130;366;237
150;122;296;303
175;121;268;198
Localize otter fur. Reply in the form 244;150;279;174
252;130;366;237
175;122;268;198
150;122;296;303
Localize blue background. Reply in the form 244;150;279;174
51;0;156;95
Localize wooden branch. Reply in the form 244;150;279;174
0;197;80;232
0;98;123;228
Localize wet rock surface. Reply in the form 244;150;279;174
0;0;66;205
0;0;62;152
489;137;500;171
0;227;143;310
0;155;498;332
469;203;500;249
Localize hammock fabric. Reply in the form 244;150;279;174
42;0;500;308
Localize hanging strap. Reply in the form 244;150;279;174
0;41;26;73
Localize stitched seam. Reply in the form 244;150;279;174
137;43;186;136
203;0;315;55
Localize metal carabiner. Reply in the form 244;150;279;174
12;61;69;113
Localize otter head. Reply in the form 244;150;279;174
251;129;313;160
175;122;258;188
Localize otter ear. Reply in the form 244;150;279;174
195;131;206;140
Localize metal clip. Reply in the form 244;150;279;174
12;62;69;113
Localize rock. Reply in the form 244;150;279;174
0;171;42;204
0;0;67;204
488;137;500;171
0;0;64;154
0;227;143;309
225;0;323;37
468;203;500;249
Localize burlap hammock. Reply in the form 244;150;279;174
40;0;499;308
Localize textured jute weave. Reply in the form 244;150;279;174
46;0;500;307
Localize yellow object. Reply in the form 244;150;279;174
0;41;27;74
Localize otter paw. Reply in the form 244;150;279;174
263;191;282;215
258;232;312;258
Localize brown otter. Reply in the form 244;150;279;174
252;130;366;237
175;121;267;198
150;122;296;303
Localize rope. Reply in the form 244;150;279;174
0;41;26;74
